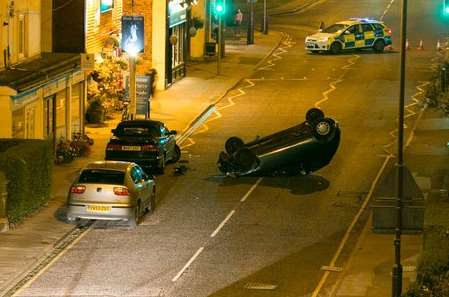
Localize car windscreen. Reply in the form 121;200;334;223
114;124;160;137
79;169;125;185
323;24;349;33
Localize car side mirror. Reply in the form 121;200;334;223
111;128;116;134
318;29;323;32
170;130;177;135
344;30;350;35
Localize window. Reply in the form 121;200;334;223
18;14;25;58
130;167;142;183
79;169;125;185
323;24;348;34
100;0;114;13
372;23;385;31
362;24;374;32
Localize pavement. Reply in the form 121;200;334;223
0;28;447;297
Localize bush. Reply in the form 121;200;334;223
0;139;53;223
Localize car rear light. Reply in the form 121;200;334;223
385;28;392;35
142;144;157;152
113;186;129;196
70;185;86;194
106;144;122;151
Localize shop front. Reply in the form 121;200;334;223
167;0;188;86
0;53;85;143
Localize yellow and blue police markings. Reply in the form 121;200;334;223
305;19;392;53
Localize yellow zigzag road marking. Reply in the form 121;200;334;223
382;80;431;155
315;55;360;108
181;33;292;148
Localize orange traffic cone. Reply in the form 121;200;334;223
385;44;394;51
417;39;424;50
406;39;410;50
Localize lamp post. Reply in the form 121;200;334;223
262;0;268;34
128;54;137;120
247;0;255;44
392;0;408;296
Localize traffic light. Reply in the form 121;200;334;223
214;0;225;16
445;0;449;14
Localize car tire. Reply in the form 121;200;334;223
225;137;245;155
157;155;165;174
313;118;336;142
171;145;181;163
146;193;156;214
330;42;342;55
373;39;385;53
130;202;141;228
234;148;258;172
306;108;325;124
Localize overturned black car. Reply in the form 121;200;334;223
217;108;340;177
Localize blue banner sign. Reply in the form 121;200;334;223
121;16;145;55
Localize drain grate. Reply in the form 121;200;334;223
244;283;278;290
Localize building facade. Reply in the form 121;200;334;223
0;0;86;143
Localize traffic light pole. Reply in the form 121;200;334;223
217;15;222;75
392;0;407;296
247;0;255;44
262;0;268;34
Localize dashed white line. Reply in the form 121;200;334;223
172;247;205;282
210;210;236;238
241;177;263;202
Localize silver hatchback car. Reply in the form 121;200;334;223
66;161;156;227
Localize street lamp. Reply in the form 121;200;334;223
392;0;408;296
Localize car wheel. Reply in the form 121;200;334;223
313;118;336;142
130;202;141;228
158;155;165;174
171;145;181;163
146;193;156;214
234;148;258;172
330;42;342;55
373;39;385;53
305;108;325;124
225;137;245;155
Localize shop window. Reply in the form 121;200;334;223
100;0;114;13
56;90;66;139
25;104;36;139
71;83;82;133
12;108;25;138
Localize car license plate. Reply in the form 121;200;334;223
306;42;314;47
86;205;112;213
122;145;141;151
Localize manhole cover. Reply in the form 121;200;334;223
244;283;278;290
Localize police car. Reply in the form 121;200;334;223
305;18;392;54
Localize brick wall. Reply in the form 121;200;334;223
123;0;153;74
86;0;123;54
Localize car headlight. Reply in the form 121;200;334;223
318;37;329;42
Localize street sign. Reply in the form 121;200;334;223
121;16;145;55
80;53;95;71
125;75;151;116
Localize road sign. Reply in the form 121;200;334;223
125;75;152;116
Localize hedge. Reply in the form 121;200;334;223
0;139;53;224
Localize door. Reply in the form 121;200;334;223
342;25;357;49
361;23;375;47
353;25;365;48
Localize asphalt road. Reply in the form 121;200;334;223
16;1;448;297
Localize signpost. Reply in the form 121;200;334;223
121;15;145;119
125;75;152;118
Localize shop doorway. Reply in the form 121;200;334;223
167;24;186;87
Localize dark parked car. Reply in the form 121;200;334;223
105;120;181;174
217;108;340;177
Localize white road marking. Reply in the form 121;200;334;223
210;210;236;238
171;247;205;282
380;0;396;20
12;227;93;296
241;177;263;202
311;155;392;297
